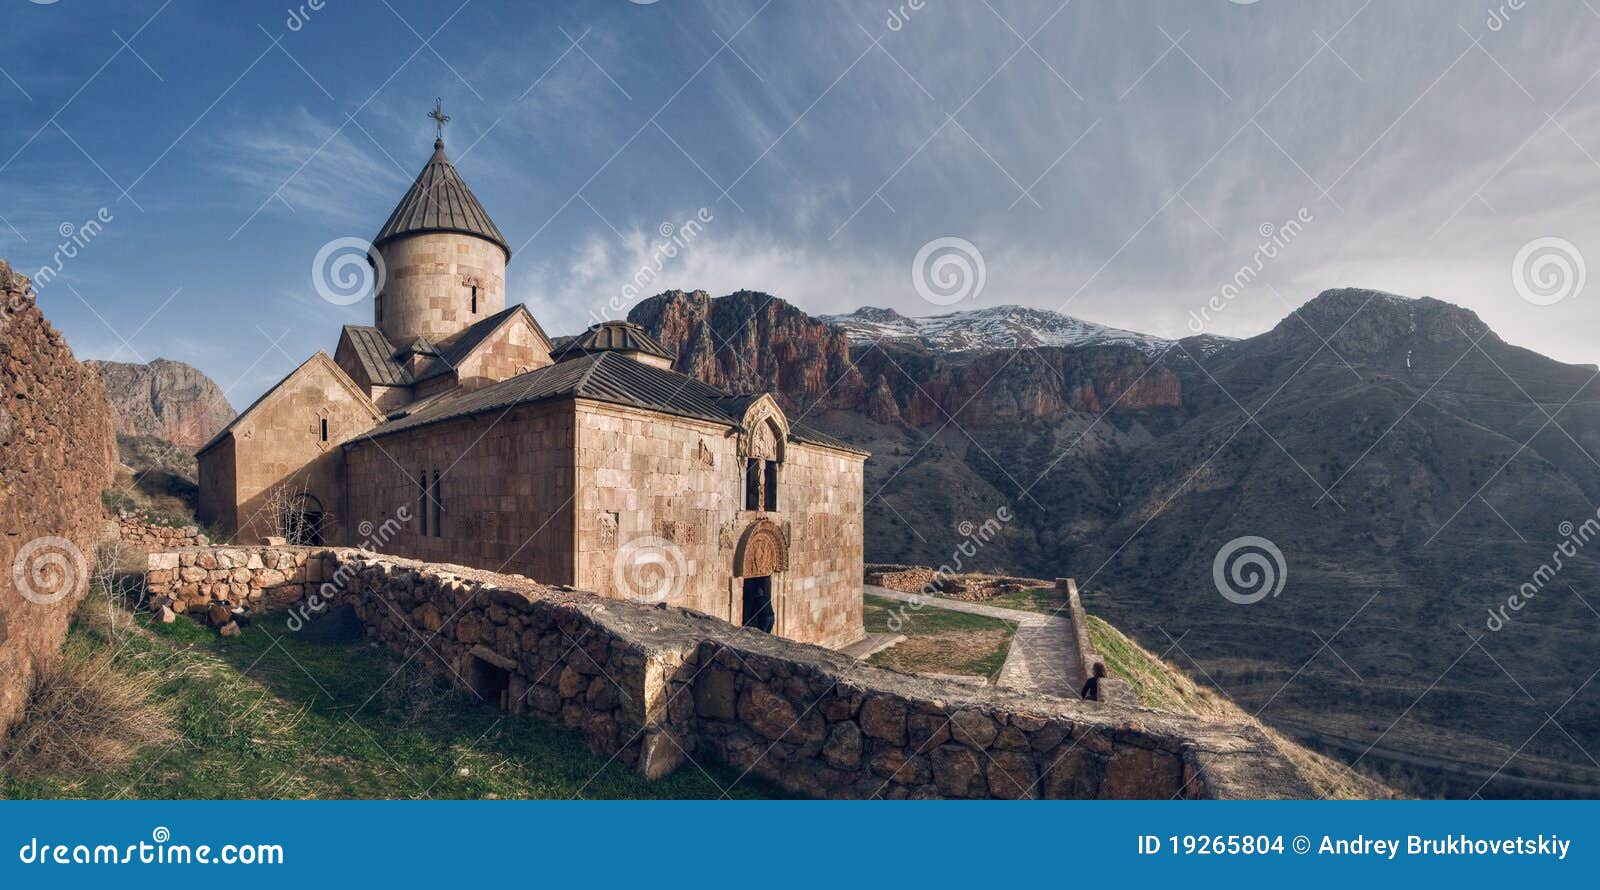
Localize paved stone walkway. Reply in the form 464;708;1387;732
864;585;1085;699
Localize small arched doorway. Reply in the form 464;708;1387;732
734;519;788;634
287;493;325;546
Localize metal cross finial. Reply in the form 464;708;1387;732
428;98;450;141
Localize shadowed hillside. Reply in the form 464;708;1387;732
632;287;1600;797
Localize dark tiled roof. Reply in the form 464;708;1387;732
786;421;859;453
552;320;673;362
373;139;510;258
342;326;411;386
362;351;728;439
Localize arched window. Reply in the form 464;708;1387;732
740;413;784;513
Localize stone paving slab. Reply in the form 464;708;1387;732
864;585;1085;699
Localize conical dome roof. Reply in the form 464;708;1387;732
373;139;510;259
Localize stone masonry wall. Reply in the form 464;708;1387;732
115;512;210;552
144;545;1315;798
0;260;117;736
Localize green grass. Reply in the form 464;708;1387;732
862;593;1016;678
1085;613;1209;713
966;586;1071;615
1;598;781;800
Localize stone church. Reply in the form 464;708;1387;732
197;133;867;649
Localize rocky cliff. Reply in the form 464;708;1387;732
0;259;117;736
628;290;1181;424
86;357;235;449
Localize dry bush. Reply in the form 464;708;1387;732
0;644;176;777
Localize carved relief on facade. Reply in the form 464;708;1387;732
734;518;789;578
598;511;619;548
696;439;715;467
736;395;789;462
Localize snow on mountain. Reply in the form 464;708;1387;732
819;304;1221;355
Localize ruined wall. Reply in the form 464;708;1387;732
343;401;576;584
0;260;117;735
143;546;1316;798
145;545;324;616
114;512;209;552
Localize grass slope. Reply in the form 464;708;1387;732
1;598;779;800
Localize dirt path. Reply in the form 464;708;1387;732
865;585;1085;699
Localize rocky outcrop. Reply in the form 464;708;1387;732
0;260;117;736
628;290;1181;425
87;357;234;449
630;289;867;412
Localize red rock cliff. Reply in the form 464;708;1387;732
629;290;1181;425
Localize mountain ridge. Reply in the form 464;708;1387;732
628;284;1600;797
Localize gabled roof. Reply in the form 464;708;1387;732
373;139;510;259
337;305;553;388
354;349;867;455
340;325;412;386
411;304;552;384
551;320;673;362
196;351;382;456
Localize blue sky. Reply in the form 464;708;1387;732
6;0;1600;409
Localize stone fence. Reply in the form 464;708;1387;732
143;546;1314;799
1056;578;1136;707
114;512;210;553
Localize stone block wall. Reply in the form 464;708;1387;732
145;545;328;615
114;512;210;552
0;260;117;735
374;232;507;345
143;546;1316;798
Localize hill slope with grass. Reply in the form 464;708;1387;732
1;598;779;800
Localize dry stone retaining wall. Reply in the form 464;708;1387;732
143;545;1315;798
115;512;210;552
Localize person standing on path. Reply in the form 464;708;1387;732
1080;661;1107;701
